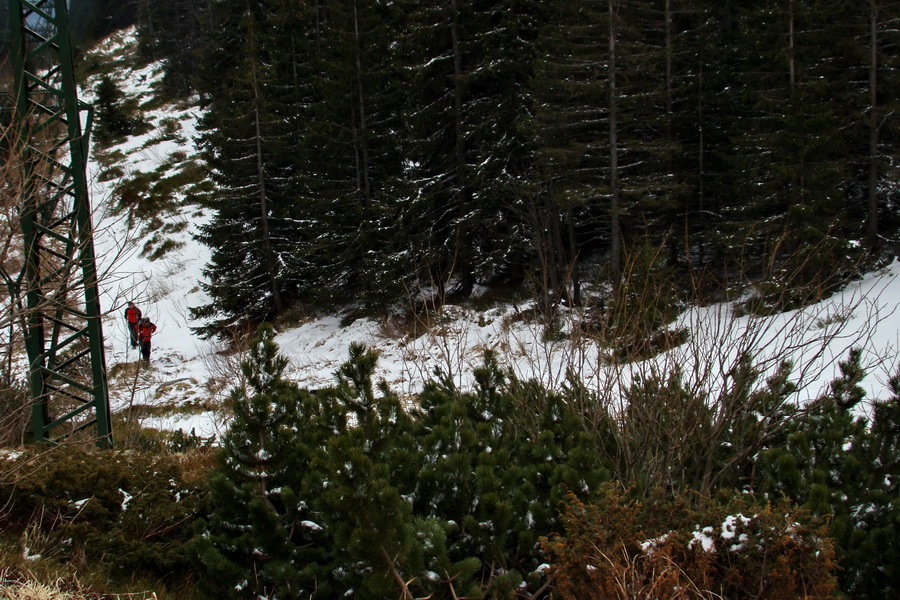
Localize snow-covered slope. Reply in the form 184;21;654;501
84;29;900;440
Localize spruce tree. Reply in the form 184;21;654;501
397;1;539;302
451;0;538;287
260;0;327;308
526;0;682;289
849;0;900;250
666;0;736;269
294;0;411;310
70;0;138;47
135;0;204;94
190;325;331;599
93;75;136;143
718;0;862;289
526;0;612;308
191;0;296;335
393;0;469;300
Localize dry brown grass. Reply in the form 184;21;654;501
0;567;158;600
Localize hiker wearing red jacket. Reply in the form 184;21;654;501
137;316;157;362
124;301;142;348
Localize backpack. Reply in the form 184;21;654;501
138;320;156;342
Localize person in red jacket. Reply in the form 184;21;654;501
124;301;142;348
137;316;157;362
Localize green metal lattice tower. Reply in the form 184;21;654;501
5;0;112;447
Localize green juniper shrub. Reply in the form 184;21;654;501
0;445;209;586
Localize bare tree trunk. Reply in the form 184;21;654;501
788;0;796;88
608;0;621;276
536;195;560;317
866;0;880;247
451;0;467;195
697;60;706;265
665;0;673;145
664;0;680;268
246;1;285;313
448;0;472;295
352;0;372;202
787;0;806;195
567;203;581;305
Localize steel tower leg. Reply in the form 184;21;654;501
6;0;112;447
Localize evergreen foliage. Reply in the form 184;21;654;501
193;329;614;598
117;0;892;334
0;446;209;586
526;0;613;308
192;328;900;598
135;0;203;95
69;0;138;48
189;324;329;598
298;0;410;308
718;0;863;289
190;1;298;335
411;352;613;593
93;76;138;143
12;3;900;595
756;348;900;599
7;333;897;598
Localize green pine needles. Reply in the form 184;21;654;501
191;327;900;599
191;328;612;598
190;325;330;598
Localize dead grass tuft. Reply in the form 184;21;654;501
0;567;157;600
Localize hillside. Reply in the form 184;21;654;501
80;28;900;442
2;23;899;600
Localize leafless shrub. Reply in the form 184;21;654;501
0;381;28;448
375;233;886;495
537;235;896;494
0;107;154;446
197;323;254;416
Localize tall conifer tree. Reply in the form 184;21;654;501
394;1;468;300
526;0;609;310
192;0;296;335
397;1;539;302
297;0;411;309
135;0;204;94
718;0;861;288
454;0;539;286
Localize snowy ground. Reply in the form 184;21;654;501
84;28;900;441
